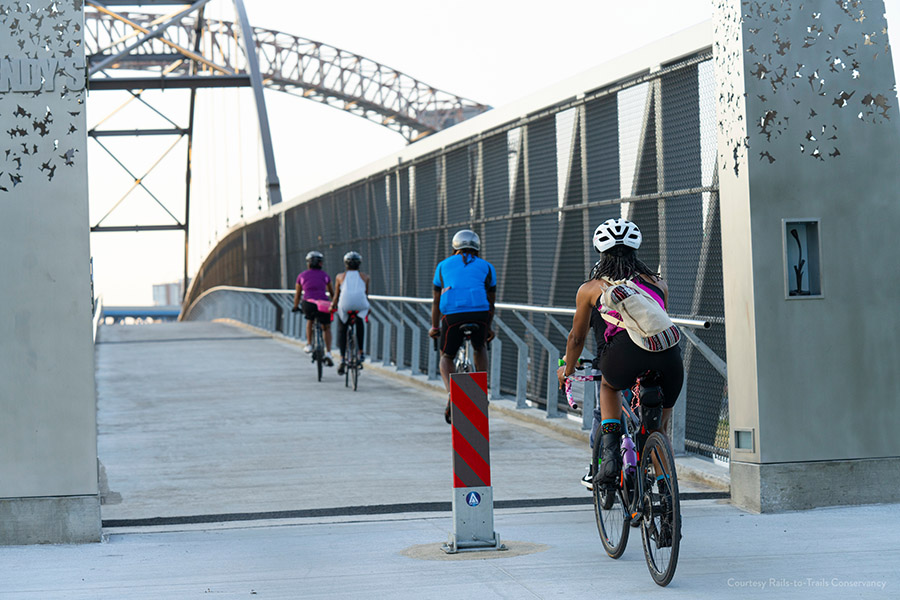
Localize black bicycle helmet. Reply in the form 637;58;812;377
306;251;324;268
344;251;362;269
451;229;481;252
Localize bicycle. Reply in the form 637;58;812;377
309;299;332;382
563;359;682;587
435;322;485;424
452;323;479;374
342;310;363;391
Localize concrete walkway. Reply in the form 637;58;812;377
0;321;896;599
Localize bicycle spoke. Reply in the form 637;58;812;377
592;436;629;558
639;432;681;586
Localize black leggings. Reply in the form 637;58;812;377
337;316;365;359
598;331;684;408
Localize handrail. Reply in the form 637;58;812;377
92;296;104;343
181;286;726;443
187;289;709;328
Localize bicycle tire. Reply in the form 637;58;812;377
639;431;681;587
344;325;352;388
454;342;474;374
348;325;359;391
315;328;324;382
592;434;629;558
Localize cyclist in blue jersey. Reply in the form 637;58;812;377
430;229;497;424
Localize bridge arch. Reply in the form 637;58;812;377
84;7;491;142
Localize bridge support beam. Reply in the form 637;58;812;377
714;0;900;511
233;0;282;206
0;1;101;543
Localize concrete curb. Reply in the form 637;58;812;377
215;318;731;494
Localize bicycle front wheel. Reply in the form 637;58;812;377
592;435;629;558
639;431;681;587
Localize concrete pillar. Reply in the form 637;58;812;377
0;1;100;542
713;0;900;511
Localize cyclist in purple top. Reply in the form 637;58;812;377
292;251;334;366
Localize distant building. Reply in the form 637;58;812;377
152;280;186;306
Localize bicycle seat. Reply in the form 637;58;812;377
459;323;480;338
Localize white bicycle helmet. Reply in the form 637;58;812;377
343;251;362;268
592;218;642;253
306;251;324;267
451;229;481;251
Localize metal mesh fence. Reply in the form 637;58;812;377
189;50;729;461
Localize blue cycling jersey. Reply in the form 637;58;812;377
432;253;497;315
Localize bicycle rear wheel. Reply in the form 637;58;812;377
454;342;473;373
348;327;359;391
592;435;629;558
639;431;681;586
315;329;324;382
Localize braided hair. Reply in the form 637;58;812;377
589;246;658;282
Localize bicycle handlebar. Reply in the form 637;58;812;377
559;358;598;410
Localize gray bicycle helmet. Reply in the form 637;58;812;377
306;251;324;268
592;218;642;253
344;251;362;269
451;229;481;252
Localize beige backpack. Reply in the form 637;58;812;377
599;277;680;352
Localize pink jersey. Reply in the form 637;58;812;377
297;269;331;301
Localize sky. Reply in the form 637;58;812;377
86;0;900;305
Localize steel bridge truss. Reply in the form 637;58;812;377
84;0;490;294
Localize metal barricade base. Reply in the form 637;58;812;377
442;531;506;554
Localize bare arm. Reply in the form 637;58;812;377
430;287;441;338
330;273;343;311
558;281;601;385
292;281;302;309
486;289;496;341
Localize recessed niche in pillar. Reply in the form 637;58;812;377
783;219;822;299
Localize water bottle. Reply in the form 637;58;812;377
621;436;637;475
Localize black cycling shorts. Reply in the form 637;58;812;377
440;311;491;357
598;331;683;408
302;300;332;325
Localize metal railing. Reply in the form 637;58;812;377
92;296;104;343
182;287;722;455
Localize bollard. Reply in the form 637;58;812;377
442;372;506;554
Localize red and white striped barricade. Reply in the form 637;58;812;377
442;371;505;553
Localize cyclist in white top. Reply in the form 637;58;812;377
331;251;371;375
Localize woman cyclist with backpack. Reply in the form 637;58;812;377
556;218;683;489
331;251;370;375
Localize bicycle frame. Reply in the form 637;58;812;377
454;335;474;373
565;371;651;520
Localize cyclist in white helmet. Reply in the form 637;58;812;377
557;218;683;490
331;251;370;375
430;229;497;424
292;250;334;366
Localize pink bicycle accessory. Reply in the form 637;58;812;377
564;373;597;409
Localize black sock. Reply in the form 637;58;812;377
601;419;622;436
